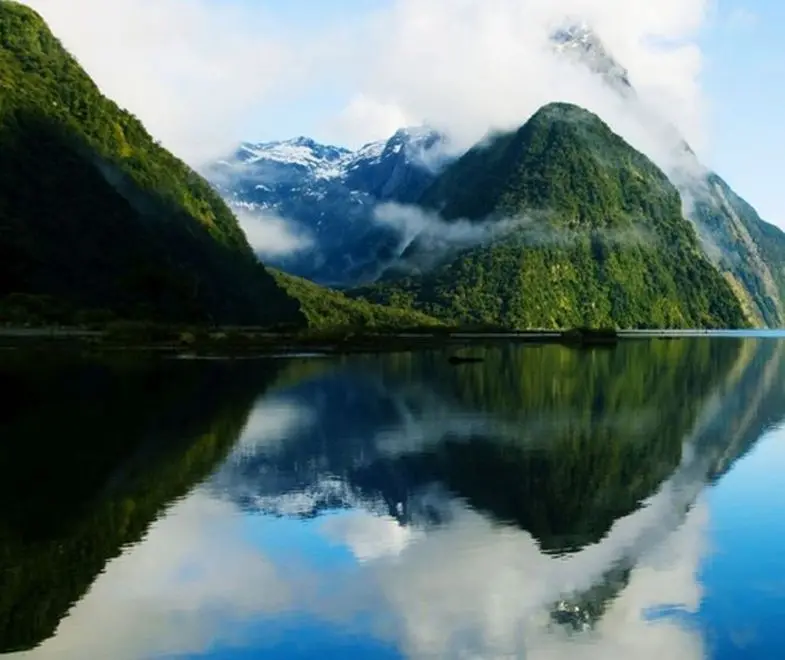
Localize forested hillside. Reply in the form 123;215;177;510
0;1;302;325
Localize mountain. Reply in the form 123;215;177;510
551;23;785;327
0;2;438;330
207;127;449;285
351;102;747;329
0;1;307;325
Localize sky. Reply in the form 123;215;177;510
20;0;785;227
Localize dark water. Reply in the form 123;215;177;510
2;339;785;659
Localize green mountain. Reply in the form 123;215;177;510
691;173;785;327
0;2;305;325
352;103;748;329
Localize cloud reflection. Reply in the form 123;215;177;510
19;468;710;660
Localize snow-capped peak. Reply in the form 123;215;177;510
550;22;632;92
233;137;352;180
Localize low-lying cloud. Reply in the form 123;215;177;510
374;202;656;275
234;209;313;259
374;202;523;259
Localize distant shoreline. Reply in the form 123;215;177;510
0;326;780;359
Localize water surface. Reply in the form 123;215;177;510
1;339;784;659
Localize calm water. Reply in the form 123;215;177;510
1;339;785;659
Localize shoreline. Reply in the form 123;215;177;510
0;326;779;360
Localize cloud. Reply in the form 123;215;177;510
23;0;713;168
21;0;302;164
17;492;306;660
320;512;423;562
25;482;709;660
234;209;313;258
322;0;712;157
327;93;413;146
374;202;656;275
356;498;709;659
231;397;316;457
373;202;523;269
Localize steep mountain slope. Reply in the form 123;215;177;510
0;1;302;325
207;128;448;285
552;24;785;327
353;103;747;329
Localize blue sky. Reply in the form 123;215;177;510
699;0;785;225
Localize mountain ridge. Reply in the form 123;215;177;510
550;22;785;327
206;126;451;285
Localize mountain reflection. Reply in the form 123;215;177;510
5;339;785;660
216;339;771;550
0;354;282;654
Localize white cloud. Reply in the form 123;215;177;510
320;0;712;156
326;93;413;146
320;511;423;562
22;0;713;166
17;492;305;660
231;397;316;457
235;209;313;258
22;483;710;660
21;0;301;164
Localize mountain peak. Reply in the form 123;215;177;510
529;101;598;122
551;22;594;46
550;22;631;91
391;126;440;142
288;136;319;148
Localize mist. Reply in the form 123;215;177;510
374;202;655;276
234;208;313;259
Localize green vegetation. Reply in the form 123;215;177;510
353;103;748;330
0;2;759;333
270;268;441;329
561;327;619;346
3;338;783;651
0;2;302;325
350;337;776;549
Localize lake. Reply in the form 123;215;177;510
1;338;784;659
